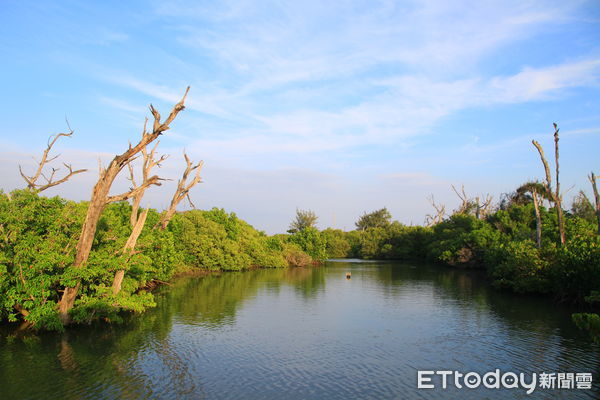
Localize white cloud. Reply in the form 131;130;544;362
172;59;599;164
81;0;598;169
490;60;600;102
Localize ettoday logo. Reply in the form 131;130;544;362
417;370;593;394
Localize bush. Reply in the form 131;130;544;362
170;208;292;271
488;240;551;293
549;234;600;301
427;214;502;267
287;227;328;261
321;228;351;258
572;313;600;344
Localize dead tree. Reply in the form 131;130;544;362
451;184;473;215
58;87;190;324
19;127;87;192
425;195;446;226
112;137;167;296
590;172;599;235
451;184;493;219
532;123;565;246
157;152;203;230
474;194;494;220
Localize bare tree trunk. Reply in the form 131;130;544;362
553;123;566;245
58;87;189;324
532;123;565;247
532;189;542;248
158;152;203;230
590;172;599;235
112;139;167;296
112;208;149;295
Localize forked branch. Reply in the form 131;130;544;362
425;195;446;226
158;152;203;230
19;127;87;192
451;184;493;219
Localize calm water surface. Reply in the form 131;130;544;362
1;260;599;399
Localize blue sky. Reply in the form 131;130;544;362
1;0;599;233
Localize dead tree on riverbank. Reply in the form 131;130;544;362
451;184;493;219
58;87;190;324
112;135;168;296
590;172;600;235
532;123;565;246
19;125;87;192
425;195;446;226
157;152;203;230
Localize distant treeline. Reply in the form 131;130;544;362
313;203;599;302
288;197;600;342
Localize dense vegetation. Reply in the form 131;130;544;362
0;190;316;330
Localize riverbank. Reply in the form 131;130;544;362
0;190;316;330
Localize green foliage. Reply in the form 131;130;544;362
0;190;84;329
321;228;351;258
327;221;432;261
283;244;314;267
356;227;389;259
549;234;600;300
572;313;600;344
287;227;327;261
487;202;538;241
571;191;596;224
386;225;432;260
427;214;503;267
488;240;551;293
355;207;392;231
170;208;290;271
288;208;318;233
0;192;306;330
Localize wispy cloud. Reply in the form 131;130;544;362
96;55;600;172
489;59;600;102
2;0;598;232
88;0;599;168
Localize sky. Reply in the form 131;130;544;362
0;0;599;234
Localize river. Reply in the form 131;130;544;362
1;260;598;399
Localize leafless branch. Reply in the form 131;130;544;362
19;128;87;192
425;195;446;226
157;151;203;229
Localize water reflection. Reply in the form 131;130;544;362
1;261;598;399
